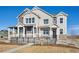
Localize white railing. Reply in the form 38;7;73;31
10;37;57;45
27;31;32;33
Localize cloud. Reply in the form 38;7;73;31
70;25;79;30
69;25;79;35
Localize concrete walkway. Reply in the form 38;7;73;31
2;43;34;53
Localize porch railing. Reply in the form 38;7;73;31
10;37;57;45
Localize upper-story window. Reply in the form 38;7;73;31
26;17;35;23
44;19;48;24
29;18;31;23
32;17;35;23
60;18;63;23
26;18;28;23
53;17;57;24
60;29;63;34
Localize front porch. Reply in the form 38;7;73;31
8;25;58;44
8;26;34;38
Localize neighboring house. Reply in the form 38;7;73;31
0;30;8;39
8;6;68;44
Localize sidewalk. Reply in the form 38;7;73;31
3;43;34;53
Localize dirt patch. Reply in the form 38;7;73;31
0;41;20;52
16;45;79;53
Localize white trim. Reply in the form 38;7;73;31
31;6;54;17
16;8;31;18
16;22;25;27
56;11;68;17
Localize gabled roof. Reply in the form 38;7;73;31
56;11;68;16
17;6;68;19
17;7;41;19
32;6;54;18
16;22;25;27
17;6;54;19
32;12;41;19
17;8;31;18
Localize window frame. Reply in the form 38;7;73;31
60;18;63;23
29;18;31;23
60;29;63;34
26;17;35;23
19;27;23;33
32;17;35;23
34;27;36;33
43;29;49;35
44;19;48;24
26;18;28;23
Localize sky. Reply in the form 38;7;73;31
0;6;79;35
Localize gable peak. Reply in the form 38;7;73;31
24;8;30;12
32;6;40;10
57;11;68;16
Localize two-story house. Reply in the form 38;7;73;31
8;6;68;44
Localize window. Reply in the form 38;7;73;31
29;18;31;23
60;18;63;23
19;27;23;33
34;27;36;33
44;19;48;24
26;18;28;23
32;17;35;23
60;29;63;34
43;29;49;35
27;27;32;31
26;17;35;23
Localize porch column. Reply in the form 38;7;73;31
17;27;19;37
37;27;39;38
57;28;59;40
39;28;41;37
50;27;52;38
8;28;10;40
33;26;34;37
23;27;25;37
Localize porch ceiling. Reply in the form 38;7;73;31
51;25;59;28
24;24;36;26
8;26;17;28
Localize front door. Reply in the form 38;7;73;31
53;28;57;39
